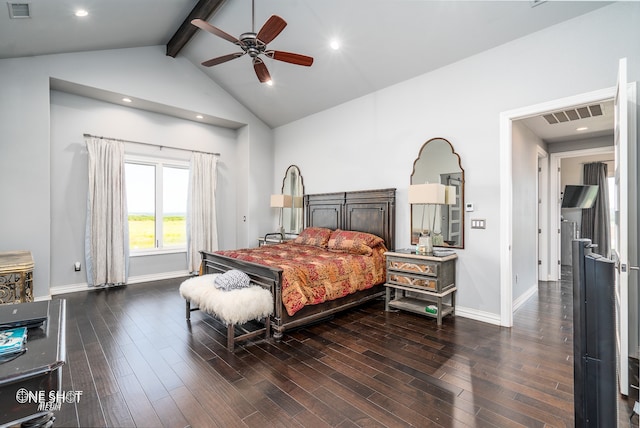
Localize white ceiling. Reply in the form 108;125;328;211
1;0;612;136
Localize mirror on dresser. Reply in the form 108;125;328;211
411;138;464;249
281;165;305;235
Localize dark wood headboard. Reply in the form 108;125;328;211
304;188;396;250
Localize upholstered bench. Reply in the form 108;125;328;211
179;273;273;352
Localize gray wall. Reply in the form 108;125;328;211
273;2;640;321
1;3;639;327
49;90;239;289
0;46;274;299
512;121;544;301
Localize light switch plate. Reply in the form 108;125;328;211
471;219;486;229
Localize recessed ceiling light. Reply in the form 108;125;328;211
576;127;588;131
122;97;132;103
330;39;340;50
196;115;204;119
75;9;88;17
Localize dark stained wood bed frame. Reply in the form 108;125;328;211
200;188;396;340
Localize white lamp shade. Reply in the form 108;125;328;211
270;194;293;208
445;185;457;205
408;183;446;205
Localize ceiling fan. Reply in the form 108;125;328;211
191;1;314;84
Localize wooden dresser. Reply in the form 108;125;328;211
384;249;457;325
0;251;34;304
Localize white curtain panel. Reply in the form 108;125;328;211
84;137;129;286
187;152;219;273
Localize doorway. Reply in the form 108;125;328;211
549;147;615;280
499;86;617;327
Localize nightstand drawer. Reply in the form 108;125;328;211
387;257;438;277
387;271;437;291
384;250;457;326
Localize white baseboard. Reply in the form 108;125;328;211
126;270;191;284
453;284;535;327
512;283;538;312
455;306;502;326
50;270;190;296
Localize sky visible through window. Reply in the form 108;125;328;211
163;166;189;215
125;163;188;215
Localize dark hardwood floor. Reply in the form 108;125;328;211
48;271;635;427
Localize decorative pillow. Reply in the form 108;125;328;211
293;227;332;248
214;270;251;291
328;229;384;256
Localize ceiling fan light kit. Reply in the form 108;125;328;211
191;3;313;84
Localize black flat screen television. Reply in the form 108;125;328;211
561;185;599;209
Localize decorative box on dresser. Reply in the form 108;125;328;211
384;249;457;325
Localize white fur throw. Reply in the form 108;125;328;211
180;274;273;325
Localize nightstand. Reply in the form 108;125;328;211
257;233;297;247
384;249;457;325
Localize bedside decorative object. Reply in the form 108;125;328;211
408;183;446;255
384;249;457;325
257;232;296;247
0;251;34;304
270;194;293;235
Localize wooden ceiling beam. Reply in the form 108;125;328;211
166;0;228;58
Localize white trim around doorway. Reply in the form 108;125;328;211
549;146;614;282
499;86;616;327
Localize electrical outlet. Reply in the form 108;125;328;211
74;262;81;272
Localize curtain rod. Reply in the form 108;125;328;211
83;133;220;157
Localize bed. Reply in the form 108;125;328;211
200;188;396;340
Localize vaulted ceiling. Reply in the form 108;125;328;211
1;0;612;132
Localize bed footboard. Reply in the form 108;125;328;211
200;250;286;339
199;250;384;340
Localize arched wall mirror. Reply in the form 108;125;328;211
411;138;465;249
281;165;305;235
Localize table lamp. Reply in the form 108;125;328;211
408;183;446;254
270;194;293;235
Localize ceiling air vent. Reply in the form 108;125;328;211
8;3;31;19
543;104;603;125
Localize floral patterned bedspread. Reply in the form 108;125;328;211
215;242;387;316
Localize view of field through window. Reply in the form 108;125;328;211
126;162;189;250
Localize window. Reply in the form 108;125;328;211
125;156;189;253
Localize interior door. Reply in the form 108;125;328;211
614;57;629;396
537;152;548;281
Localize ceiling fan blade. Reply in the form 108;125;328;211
191;19;241;45
266;51;314;67
201;52;245;67
256;15;287;44
253;58;271;83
